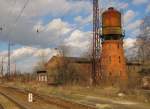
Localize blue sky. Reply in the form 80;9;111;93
0;0;149;72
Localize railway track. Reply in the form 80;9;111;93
0;86;63;109
0;93;20;109
0;92;25;109
0;104;4;109
0;85;97;109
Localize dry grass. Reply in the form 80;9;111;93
3;82;150;104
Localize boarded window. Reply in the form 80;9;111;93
119;56;121;63
109;72;112;76
118;44;120;49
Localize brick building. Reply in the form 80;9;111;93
37;70;48;82
46;56;91;85
46;55;144;85
100;7;127;83
101;40;127;80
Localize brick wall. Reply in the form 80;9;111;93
101;40;127;81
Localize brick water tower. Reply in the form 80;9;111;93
100;7;127;83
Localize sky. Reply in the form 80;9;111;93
0;0;149;73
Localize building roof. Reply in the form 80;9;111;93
47;56;91;65
37;70;47;74
47;56;143;66
126;62;142;66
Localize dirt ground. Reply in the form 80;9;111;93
2;82;150;109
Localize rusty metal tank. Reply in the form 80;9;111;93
102;7;122;36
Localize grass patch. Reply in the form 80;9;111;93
3;82;150;104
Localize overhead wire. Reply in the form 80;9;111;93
9;0;31;42
4;0;91;48
36;0;92;46
0;0;17;32
14;0;30;24
2;0;30;35
4;0;31;48
2;0;31;54
6;0;31;75
47;0;93;46
8;0;17;18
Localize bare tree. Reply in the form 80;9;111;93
33;50;48;73
47;45;86;85
136;16;150;64
56;45;70;57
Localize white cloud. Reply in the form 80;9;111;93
0;0;91;18
0;0;147;72
131;28;141;37
126;20;142;31
146;4;150;13
132;0;148;5
11;47;57;61
123;10;137;24
45;18;71;34
117;2;129;9
0;18;72;47
65;30;91;48
64;30;92;56
124;38;136;49
124;19;142;37
0;0;93;72
74;15;92;25
0;46;58;72
100;0;129;10
0;0;91;47
11;47;35;60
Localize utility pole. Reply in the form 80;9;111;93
0;57;4;77
7;41;11;77
92;0;101;86
0;27;3;32
14;61;16;74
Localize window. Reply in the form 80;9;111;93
118;44;120;49
109;56;111;64
119;56;121;63
109;72;112;76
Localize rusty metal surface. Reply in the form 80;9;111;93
92;0;101;86
102;7;122;35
